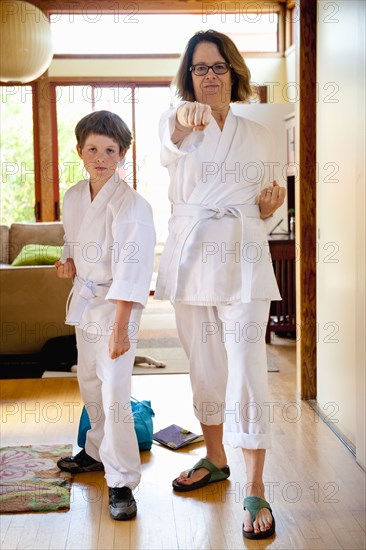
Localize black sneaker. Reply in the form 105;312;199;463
57;448;104;473
109;487;137;520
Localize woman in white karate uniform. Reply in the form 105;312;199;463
155;30;285;540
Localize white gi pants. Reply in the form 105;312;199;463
75;306;142;489
174;301;271;449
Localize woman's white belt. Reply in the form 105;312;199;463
172;203;260;220
65;276;112;325
164;203;262;302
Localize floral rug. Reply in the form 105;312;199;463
0;444;73;513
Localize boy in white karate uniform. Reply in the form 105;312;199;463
55;110;156;521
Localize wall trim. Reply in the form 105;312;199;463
307;400;358;461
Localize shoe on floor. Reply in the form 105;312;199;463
172;457;230;492
242;496;276;540
57;448;104;473
109;487;137;520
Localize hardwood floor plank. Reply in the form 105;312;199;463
172;495;211;550
332;528;366;550
0;516;12;547
16;514;42;550
33;512;70;550
351;509;366;532
311;518;343;550
113;517;132;550
129;484;178;550
96;490;120;550
1;526;23;550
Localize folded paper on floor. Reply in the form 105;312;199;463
153;424;204;449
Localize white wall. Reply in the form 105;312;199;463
285;44;296;88
317;0;365;468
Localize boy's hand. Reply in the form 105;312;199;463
109;300;133;360
55;258;76;278
258;181;286;219
109;326;131;360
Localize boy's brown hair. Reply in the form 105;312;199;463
75;110;132;154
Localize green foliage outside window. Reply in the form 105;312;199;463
0;87;35;225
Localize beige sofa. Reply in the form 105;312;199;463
0;222;74;355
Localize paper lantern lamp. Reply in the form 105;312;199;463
0;1;53;83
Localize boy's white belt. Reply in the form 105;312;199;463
166;203;263;303
65;276;111;325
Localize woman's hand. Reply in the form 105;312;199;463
176;101;212;132
258;181;286;219
54;257;76;278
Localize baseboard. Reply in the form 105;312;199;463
307;399;356;457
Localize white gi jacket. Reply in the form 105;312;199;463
155;106;281;304
61;174;156;334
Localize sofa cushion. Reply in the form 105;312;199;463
12;244;62;266
0;225;10;264
9;222;64;264
0;265;73;354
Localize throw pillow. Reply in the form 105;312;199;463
11;244;62;266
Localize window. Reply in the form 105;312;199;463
0;86;35;225
55;84;171;243
134;87;172;243
50;13;279;54
4;9;283;225
56;86;93;202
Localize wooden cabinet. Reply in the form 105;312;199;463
266;235;296;343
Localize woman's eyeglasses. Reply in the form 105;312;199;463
190;63;231;76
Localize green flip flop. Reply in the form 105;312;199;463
242;496;276;539
172;458;230;492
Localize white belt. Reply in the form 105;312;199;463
166;203;261;302
172;203;260;220
65;276;112;325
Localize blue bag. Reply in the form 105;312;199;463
77;397;155;451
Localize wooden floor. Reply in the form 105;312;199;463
0;339;365;550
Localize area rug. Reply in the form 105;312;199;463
0;444;73;513
132;346;279;375
133;346;189;375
